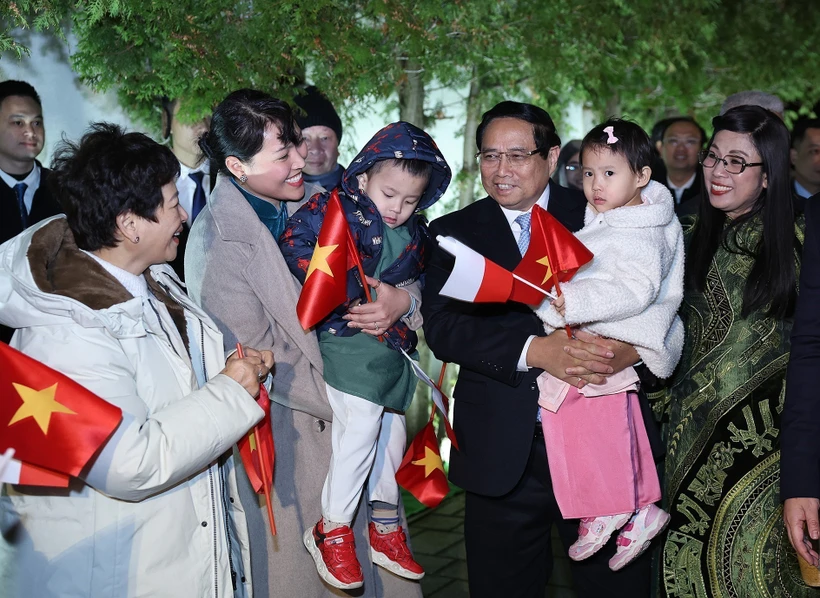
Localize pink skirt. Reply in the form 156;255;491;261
541;388;660;519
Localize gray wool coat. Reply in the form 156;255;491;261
185;175;423;598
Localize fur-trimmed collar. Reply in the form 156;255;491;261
27;219;189;347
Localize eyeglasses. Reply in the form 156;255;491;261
699;150;763;174
564;163;580;172
475;148;542;166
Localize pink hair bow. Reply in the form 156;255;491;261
604;126;619;144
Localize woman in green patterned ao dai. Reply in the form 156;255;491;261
659;106;806;597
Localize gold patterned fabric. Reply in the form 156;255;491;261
659;214;808;597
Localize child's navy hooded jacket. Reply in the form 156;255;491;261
279;121;451;353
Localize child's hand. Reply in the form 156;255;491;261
552;295;566;316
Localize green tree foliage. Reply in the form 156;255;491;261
1;1;64;58
4;0;819;127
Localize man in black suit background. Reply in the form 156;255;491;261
0;80;62;343
650;116;706;216
421;102;652;597
161;97;212;281
782;193;820;566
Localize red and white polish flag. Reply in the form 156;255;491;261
437;236;514;303
0;449;70;487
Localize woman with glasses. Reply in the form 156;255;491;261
658;106;806;596
185;89;422;598
555;139;583;191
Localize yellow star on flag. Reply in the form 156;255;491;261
8;383;76;434
305;243;339;280
412;446;445;478
536;255;553;284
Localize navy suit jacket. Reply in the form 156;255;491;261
782;192;820;499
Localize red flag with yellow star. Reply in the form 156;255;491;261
396;419;450;508
296;190;358;330
0;343;122;478
235;344;277;534
510;205;593;305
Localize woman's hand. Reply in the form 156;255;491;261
343;276;411;336
222;348;274;397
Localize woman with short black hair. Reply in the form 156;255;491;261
0;122;272;598
186;89;423;598
659;106;804;596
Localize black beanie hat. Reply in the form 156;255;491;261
294;86;343;142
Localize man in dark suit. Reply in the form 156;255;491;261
651;116;706;216
782;192;820;567
421;101;652;598
0;80;62;343
161;97;213;281
790;118;820;215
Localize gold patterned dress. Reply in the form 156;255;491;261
659;214;807;597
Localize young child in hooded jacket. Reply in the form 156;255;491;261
533;119;684;571
280;121;451;591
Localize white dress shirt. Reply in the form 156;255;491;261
666;172;696;204
497;183;551;371
0;162;41;213
176;160;211;221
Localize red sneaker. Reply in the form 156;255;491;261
368;522;425;580
303;520;364;589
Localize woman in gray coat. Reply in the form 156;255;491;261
185;89;423;598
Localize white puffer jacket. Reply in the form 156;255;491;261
0;218;263;598
536;180;685;378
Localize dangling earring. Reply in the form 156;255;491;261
239;174;248;184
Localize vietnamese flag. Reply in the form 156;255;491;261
396;420;450;508
296;190;359;330
510;205;593;305
235;345;277;535
0;343;122;477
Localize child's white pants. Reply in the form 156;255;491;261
321;383;407;523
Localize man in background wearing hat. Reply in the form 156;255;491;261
294;86;345;190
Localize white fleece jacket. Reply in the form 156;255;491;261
535;180;685;378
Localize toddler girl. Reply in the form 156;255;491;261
535;119;684;571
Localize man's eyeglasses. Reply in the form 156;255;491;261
699;150;763;175
564;163;580;172
475;148;542;165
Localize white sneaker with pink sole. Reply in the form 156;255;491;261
608;504;670;571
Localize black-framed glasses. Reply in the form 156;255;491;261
699;150;763;175
475;148;542;165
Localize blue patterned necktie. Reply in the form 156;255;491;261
189;171;206;222
14;182;28;228
515;212;531;256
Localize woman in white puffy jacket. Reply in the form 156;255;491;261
0;123;273;598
